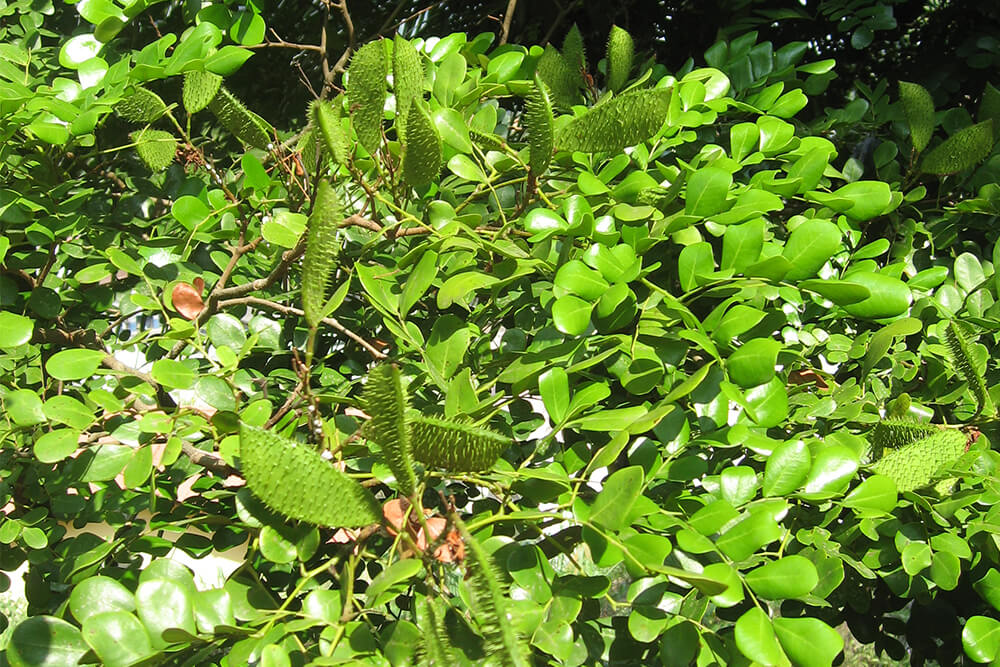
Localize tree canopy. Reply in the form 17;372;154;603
2;0;1000;665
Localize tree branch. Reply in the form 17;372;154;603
499;0;517;45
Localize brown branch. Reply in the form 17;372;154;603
218;296;387;360
248;29;325;53
499;0;517;45
329;0;356;78
180;441;237;477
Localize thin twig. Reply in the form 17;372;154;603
248;29;325;53
499;0;517;45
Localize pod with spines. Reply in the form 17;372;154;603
416;597;457;666
312;96;351;165
469;128;505;150
870;429;967;492
208;86;273;150
535;44;580;110
555;86;671;153
362;364;418;496
524;75;554;176
869;419;939;458
402;99;442;188
392;34;424;139
302;180;343;330
920;120;995;176
239;424;381;527
131;129;177;172
455;517;532;667
944;320;993;418
562;24;587;86
898;81;934;153
117;87;167;123
295;124;322;175
409;416;511;473
183;71;223;114
606;25;634;93
347;39;388;155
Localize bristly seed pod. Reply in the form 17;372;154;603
869;418;939;459
362;364;418;496
239;424;381;527
208;86;273;150
402;99;442;188
392;34;424;139
409;415;511;472
312;95;351;165
183;71;223;115
131;129;177;172
302;180;343;330
606;25;634;93
524;74;554;176
555;86;671;153
117;87;167;123
943;320;993;418
870;429;966;493
347;39;388;155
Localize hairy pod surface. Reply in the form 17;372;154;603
302;180;343;329
562;24;587;85
182;71;223;114
402;99;442;188
921;120;995;175
555;87;671;153
871;429;966;492
415;597;456;666
606;25;634;93
944;320;992;417
409;415;510;472
362;364;418;495
536;44;580;110
312;96;351;165
898;81;935;153
392;34;424;139
347;39;388;155
131;129;176;172
208;87;273;150
239;424;381;527
869;419;938;457
524;75;554;176
117;87;167;123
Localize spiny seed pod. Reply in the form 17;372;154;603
392;34;423;139
409;416;511;472
402;99;442;188
456;517;532;667
562;24;587;85
208;86;273;150
921;120;995;176
296;124;322;175
606;25;634;93
239;424;381;527
183;71;223;114
362;364;418;496
524;75;554;176
312;96;351;165
469;128;505;150
347;39;388;155
131;129;176;172
302;180;342;330
416;597;457;666
870;429;966;492
117;87;167;123
898;81;934;153
944;320;992;418
535;44;580;110
869;419;939;456
555;86;671;153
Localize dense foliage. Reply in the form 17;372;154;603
2;0;1000;665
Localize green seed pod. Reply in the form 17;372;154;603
130;129;176;172
416;598;456;666
302;180;343;330
469;128;505;150
208;86;273;150
898;81;934;153
347;39;388;155
183;71;223;114
562;24;587;85
362;364;418;496
920;120;995;176
296;124;322;174
868;419;938;460
312;95;351;165
555;86;671;153
944;320;992;417
606;25;634;93
456;517;532;667
392;34;424;139
524;75;554;176
402;99;442;188
117;87;167;123
409;416;510;472
870;429;966;492
239;424;381;527
536;44;580;110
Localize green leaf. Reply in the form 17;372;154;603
799;279;870;306
46;349;104;381
901;541;933;576
727;338;781;388
842;475;897;515
829;181;893;220
745;556;819;599
447;153;486;182
964;616;1000;663
685;167;732;217
81;612;155;667
861;317;922;378
735;608;786;666
551;295;593;336
426;316;472;380
34;428;80;463
899;81;935;152
554;259;609;301
366;559;423;608
589;466;644;531
135;578;197;648
730;122;759;162
6;616;89;667
4;389;46;426
922;120;995;175
716;513;783;561
772;617;844;667
841;272;912;320
781;219;841;281
151;358;196;389
801;445;858;497
539;367;570;424
432;107;472;153
975;570;1000;612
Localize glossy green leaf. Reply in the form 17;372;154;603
964;616;1000;663
0;311;32;348
842;474;897;514
554;260;609;301
135;578;198;648
841;272;912;320
801;445;858;497
781;219;841;281
539;367;570;424
772;617;844;667
81;612;155;667
151;358;196;389
46;348;104;381
735;608;786;666
685;167;732;217
6;616;89;667
746;556;819;599
34;428;80;463
589;466;644;531
551;295;593;336
728;338;781;388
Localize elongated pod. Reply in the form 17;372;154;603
362;364;418;495
208;86;273;150
393;34;424;138
347;39;388;155
402;99;442;188
944;320;992;417
870;429;966;492
312;95;351;165
555;87;670;153
131;129;176;172
409;416;510;473
524;75;554;176
302;180;343;329
606;25;634;93
183;71;223;114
